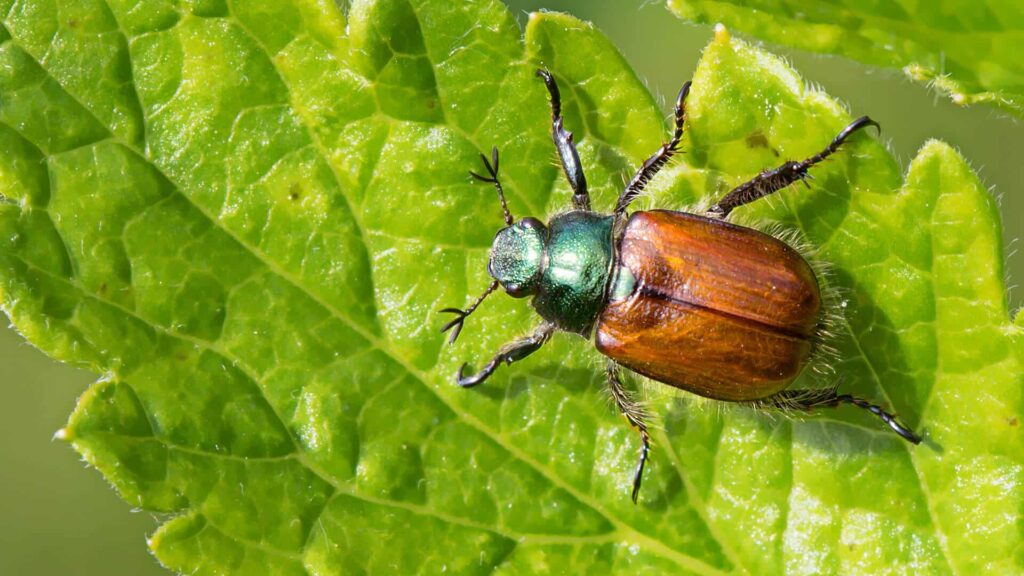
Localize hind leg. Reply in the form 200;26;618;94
606;361;652;503
753;386;921;444
707;116;879;219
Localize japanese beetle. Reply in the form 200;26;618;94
442;69;921;503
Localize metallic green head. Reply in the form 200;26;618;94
488;217;547;297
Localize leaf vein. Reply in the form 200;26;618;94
844;321;957;574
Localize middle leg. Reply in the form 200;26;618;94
606;361;652;503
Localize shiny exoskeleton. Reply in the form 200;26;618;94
441;69;921;503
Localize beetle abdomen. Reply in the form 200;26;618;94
595;210;821;401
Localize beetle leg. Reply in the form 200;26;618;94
754;386;922;444
537;69;591;211
707;116;880;219
456;322;555;388
614;81;691;216
606;361;651;504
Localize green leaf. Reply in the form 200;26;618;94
667;0;1024;118
0;2;1019;575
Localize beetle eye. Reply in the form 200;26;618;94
502;281;530;298
519;217;545;230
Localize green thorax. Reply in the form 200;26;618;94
534;211;615;335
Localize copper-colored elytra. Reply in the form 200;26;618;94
596;210;820;401
618;210;820;335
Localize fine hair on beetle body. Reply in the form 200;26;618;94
440;67;922;504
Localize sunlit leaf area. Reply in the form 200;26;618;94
1;1;1020;574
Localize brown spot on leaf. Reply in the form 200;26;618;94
288;183;302;201
746;130;780;157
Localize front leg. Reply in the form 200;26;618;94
456;322;555;387
606;361;652;503
537;69;591;211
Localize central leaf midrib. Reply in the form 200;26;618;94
14;252;623;554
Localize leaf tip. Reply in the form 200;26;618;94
910;139;988;198
714;23;730;43
53;427;69;441
904;63;928;81
915;138;960;165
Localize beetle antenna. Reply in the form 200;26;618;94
440;280;500;344
470;146;514;225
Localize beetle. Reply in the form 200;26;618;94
441;69;921;503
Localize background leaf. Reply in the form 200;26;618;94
667;0;1024;117
0;1;1020;574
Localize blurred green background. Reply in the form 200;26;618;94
2;1;1020;574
